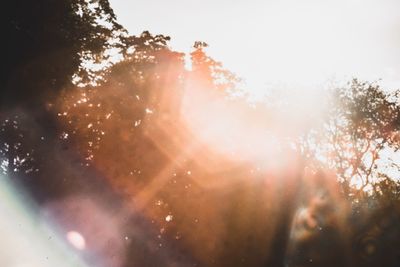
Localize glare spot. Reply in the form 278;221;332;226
60;132;69;140
66;231;86;250
165;215;173;222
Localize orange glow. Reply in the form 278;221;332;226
180;81;326;170
182;85;275;163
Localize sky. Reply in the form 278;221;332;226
110;0;400;96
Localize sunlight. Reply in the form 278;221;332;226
181;86;281;168
181;79;328;167
4;1;400;267
111;0;400;99
0;178;88;267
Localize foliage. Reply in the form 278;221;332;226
1;1;400;266
296;79;400;195
189;41;240;95
1;0;128;108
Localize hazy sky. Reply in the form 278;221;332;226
110;0;400;95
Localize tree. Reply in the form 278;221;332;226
1;0;127;109
0;0;130;198
189;41;240;96
3;2;400;264
297;79;400;195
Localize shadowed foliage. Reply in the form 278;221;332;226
1;1;400;267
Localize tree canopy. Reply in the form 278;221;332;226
1;1;400;267
2;0;128;108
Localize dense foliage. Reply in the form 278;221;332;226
1;1;400;267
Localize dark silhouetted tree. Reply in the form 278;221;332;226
1;0;128;109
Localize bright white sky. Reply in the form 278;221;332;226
110;0;400;96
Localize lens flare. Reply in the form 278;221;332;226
66;231;86;250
